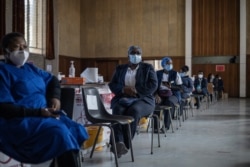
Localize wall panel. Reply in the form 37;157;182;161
192;0;239;56
80;0;185;58
59;55;185;82
247;55;250;97
192;64;239;97
58;0;81;57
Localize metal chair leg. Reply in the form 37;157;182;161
127;124;134;162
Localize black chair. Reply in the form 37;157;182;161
81;87;134;167
60;87;75;119
146;113;161;154
60;87;85;166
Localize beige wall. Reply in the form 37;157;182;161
57;0;248;58
80;0;185;58
58;0;81;58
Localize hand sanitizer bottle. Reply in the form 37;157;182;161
69;61;75;77
57;72;62;81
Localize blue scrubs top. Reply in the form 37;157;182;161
0;63;88;163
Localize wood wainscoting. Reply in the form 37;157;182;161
59;55;240;97
192;64;239;98
59;55;185;82
247;54;250;98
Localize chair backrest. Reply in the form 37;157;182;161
60;87;75;119
81;87;110;123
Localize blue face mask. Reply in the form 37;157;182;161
164;64;173;71
179;72;186;77
129;54;142;64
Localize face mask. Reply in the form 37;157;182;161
198;74;203;79
179;72;186;77
8;50;29;66
164;64;173;71
129;54;142;64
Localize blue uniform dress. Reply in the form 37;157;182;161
0;63;88;164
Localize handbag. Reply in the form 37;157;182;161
158;89;173;97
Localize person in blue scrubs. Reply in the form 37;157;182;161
154;57;183;132
0;32;88;167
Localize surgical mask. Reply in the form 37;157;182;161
164;64;173;71
129;54;142;64
179;72;186;77
198;74;203;79
8;50;29;66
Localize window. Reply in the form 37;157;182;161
24;0;46;54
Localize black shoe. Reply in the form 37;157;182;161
110;142;128;158
160;127;165;133
110;146;122;158
154;128;165;134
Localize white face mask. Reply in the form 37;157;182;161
129;54;142;64
198;74;203;79
8;50;29;66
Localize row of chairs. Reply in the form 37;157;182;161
77;87;189;166
61;87;199;167
137;98;194;155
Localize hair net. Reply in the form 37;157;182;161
161;57;172;68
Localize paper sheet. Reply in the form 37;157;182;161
86;95;98;110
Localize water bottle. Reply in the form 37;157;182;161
69;61;75;77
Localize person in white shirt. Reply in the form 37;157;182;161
154;57;183;132
108;45;158;158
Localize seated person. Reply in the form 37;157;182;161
193;71;208;109
179;65;194;106
0;32;88;167
213;74;224;99
207;73;215;102
108;45;157;158
154;57;182;133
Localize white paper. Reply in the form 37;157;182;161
80;67;98;83
86;95;98;110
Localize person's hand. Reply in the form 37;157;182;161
50;98;61;110
155;94;162;104
123;86;137;97
162;81;171;89
40;107;60;118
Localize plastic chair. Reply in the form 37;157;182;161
182;98;192;119
154;105;174;133
60;87;84;166
81;87;134;167
60;87;75;119
137;112;161;154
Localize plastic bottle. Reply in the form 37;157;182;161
69;61;75;77
57;72;62;81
